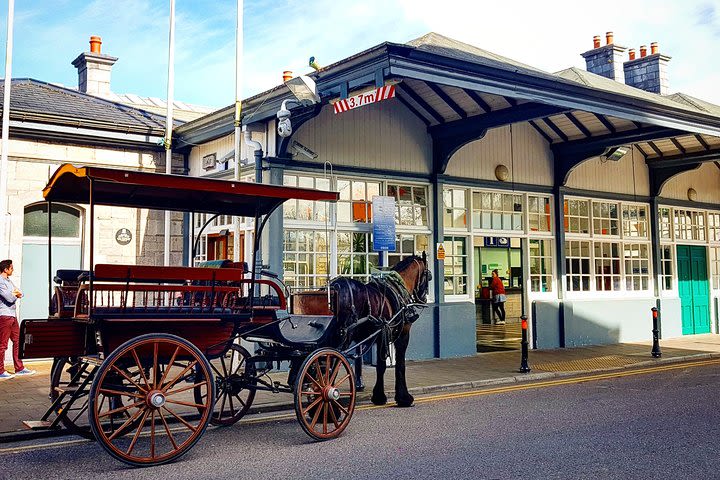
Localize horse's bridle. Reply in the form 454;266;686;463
411;258;432;303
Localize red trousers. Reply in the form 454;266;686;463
0;315;23;374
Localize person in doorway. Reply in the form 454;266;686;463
0;259;35;379
489;269;507;326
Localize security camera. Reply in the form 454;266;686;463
277;106;292;138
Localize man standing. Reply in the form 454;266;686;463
0;259;35;379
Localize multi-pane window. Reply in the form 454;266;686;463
284;175;330;222
622;205;648;238
471;191;523;231
592;201;619;236
659;207;672;240
337;232;378;282
529;239;553;292
709;212;720;243
565;240;591;292
528;195;552;233
283;230;330;288
660;245;673;291
624;243;650;291
443;236;468;295
564;199;590;234
674;209;706;241
443;188;467;229
337;178;380;223
387;184;428;226
710;247;720;290
594;242;621;291
388;234;430;267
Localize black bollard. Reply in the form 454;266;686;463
519;315;531;373
651;307;662;358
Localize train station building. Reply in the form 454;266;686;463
2;32;720;361
175;32;720;359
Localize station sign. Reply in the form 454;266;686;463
483;237;510;248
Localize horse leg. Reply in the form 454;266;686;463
371;338;388;405
393;323;414;407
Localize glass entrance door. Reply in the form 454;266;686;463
473;236;524;352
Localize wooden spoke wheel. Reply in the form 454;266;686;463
88;334;214;467
294;348;356;441
50;357;94;439
195;344;256;426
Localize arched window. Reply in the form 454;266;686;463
23;203;81;238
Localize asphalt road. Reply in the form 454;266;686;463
1;362;718;480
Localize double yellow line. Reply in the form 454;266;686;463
2;358;717;455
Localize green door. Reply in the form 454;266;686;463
677;245;710;335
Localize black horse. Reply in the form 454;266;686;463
330;253;431;408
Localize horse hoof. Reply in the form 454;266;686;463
371;395;387;406
395;395;414;408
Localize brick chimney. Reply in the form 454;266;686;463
581;32;627;82
623;41;670;94
71;36;118;96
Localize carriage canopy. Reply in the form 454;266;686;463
43;163;338;217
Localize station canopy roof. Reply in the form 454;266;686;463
43;164;338;217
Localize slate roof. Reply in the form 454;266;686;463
0;78;173;134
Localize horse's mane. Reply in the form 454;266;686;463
392;254;423;272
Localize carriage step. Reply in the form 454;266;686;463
22;420;56;430
80;356;103;366
53;386;78;395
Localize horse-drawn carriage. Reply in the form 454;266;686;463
19;164;430;466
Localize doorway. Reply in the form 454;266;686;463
20;203;82;321
677;245;710;335
207;232;243;261
473;236;524;352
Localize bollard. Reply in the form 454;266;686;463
519;315;531;373
651;307;662;358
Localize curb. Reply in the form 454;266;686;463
2;352;719;445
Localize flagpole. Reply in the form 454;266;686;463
0;0;14;259
163;0;175;267
233;0;242;262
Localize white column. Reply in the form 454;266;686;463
233;0;243;262
163;0;176;266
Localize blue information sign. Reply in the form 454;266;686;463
372;196;396;252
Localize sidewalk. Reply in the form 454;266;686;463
2;334;720;442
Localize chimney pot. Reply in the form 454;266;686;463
628;49;636;60
282;70;293;82
89;36;102;54
593;36;601;48
640;45;647;57
606;31;614;45
650;42;658;55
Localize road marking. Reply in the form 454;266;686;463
2;358;717;455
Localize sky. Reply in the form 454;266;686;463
0;0;719;110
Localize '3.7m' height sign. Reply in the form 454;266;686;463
333;85;396;114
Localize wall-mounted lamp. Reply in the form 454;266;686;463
687;188;697;202
495;164;509;182
603;146;630;162
218;229;230;236
277;75;321;138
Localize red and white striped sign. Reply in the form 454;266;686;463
333;85;396;114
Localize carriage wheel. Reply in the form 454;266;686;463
88;333;214;467
195;344;256;426
294;348;356;441
50;357;94;439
